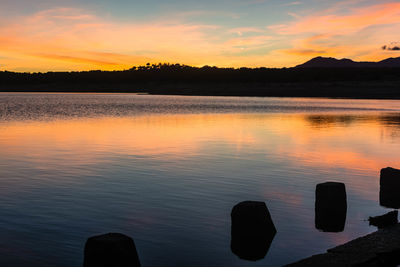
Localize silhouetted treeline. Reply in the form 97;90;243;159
1;63;400;98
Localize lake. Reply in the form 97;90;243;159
0;93;400;266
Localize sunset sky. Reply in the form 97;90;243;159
1;0;400;71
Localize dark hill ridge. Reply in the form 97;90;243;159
296;56;400;68
2;57;400;98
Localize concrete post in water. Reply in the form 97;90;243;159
380;167;400;209
83;233;141;267
231;201;277;261
315;182;347;232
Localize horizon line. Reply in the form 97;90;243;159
2;55;400;73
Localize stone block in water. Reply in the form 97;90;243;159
380;167;400;209
231;201;277;261
84;233;141;267
315;182;347;232
369;210;398;229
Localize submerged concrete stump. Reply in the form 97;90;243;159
380;167;400;209
369;210;398;229
315;182;347;232
231;201;277;261
84;233;141;267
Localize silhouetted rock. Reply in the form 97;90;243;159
369;211;398;229
231;201;276;261
315;182;347;232
380;167;400;209
84;233;141;267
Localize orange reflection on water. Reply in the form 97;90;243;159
0;113;399;173
0;114;257;163
267;114;400;172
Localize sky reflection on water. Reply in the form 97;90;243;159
0;94;400;266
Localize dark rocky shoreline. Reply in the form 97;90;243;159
285;223;400;267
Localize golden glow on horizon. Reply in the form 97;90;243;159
0;1;400;71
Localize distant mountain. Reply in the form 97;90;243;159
296;56;400;68
378;57;400;67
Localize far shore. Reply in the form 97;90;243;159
2;66;400;99
1;80;400;100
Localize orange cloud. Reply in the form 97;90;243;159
273;2;400;35
279;34;349;59
271;2;400;65
0;8;228;71
0;7;284;70
31;53;120;66
1;2;400;71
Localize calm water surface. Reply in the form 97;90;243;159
1;93;400;266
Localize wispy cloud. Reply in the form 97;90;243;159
0;7;283;70
0;8;225;71
283;1;302;6
228;27;265;36
1;1;400;71
270;1;400;64
271;2;400;35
